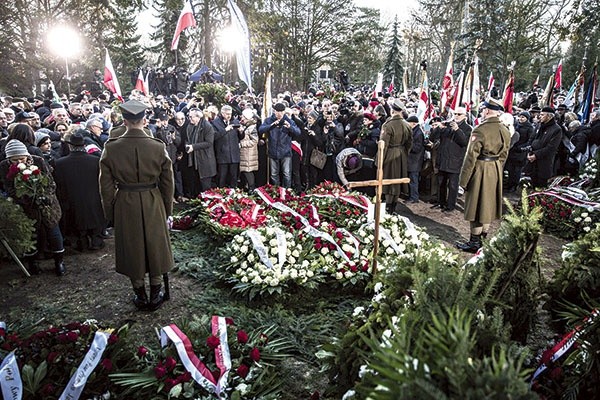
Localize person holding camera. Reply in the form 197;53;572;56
322;110;345;182
504;111;534;192
258;102;301;188
212;105;244;188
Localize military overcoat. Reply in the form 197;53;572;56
459;116;511;224
99;128;174;281
378;114;412;196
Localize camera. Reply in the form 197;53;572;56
278;119;285;128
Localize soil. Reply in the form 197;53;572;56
0;191;567;362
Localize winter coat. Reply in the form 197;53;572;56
258;115;301;160
99;128;174;281
156;124;181;164
430;120;470;174
355;121;381;158
186;119;217;179
239;123;259;172
508;120;534;164
408;124;425;173
526;118;562;186
459;116;511;224
212;116;244;164
378;114;413;196
54;151;106;232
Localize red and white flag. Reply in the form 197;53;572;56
134;70;146;95
171;0;197;50
554;59;563;90
487;71;495;95
532;74;539;90
502;70;515;114
144;70;150;96
440;47;454;112
103;49;123;102
388;75;394;94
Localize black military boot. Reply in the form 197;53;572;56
25;255;42;275
163;273;170;301
133;286;149;311
54;253;66;276
456;234;482;253
148;285;164;311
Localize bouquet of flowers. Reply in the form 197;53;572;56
0;321;128;399
110;316;291;399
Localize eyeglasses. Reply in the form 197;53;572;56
56;128;67;132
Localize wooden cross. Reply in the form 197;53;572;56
347;140;410;276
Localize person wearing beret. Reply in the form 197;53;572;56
457;98;511;253
379;99;412;214
0;139;66;276
521;106;562;188
99;99;175;311
258;102;301;188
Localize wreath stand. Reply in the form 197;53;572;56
1;238;31;277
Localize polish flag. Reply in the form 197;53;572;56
171;0;197;50
554;59;562;90
487;71;494;95
134;70;146;94
388;75;394;94
103;49;123;102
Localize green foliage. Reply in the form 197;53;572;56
546;223;600;313
0;197;35;257
195;83;230;108
357;307;535;399
382;17;404;87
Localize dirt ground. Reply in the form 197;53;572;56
0;191;566;341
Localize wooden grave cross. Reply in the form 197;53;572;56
347;140;410;276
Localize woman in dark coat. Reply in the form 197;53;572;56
304;111;325;189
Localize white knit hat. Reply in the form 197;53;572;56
4;139;29;158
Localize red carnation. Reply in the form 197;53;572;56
80;325;91;335
206;335;220;349
249;347;261;362
237;330;249;344
177;371;192;383
100;358;113;371
108;334;119;345
236;364;249;378
225;317;235;325
154;365;167;379
165;356;177;371
137;346;148;357
47;352;60;363
165;378;177;390
32;169;41;175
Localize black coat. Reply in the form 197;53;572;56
212;116;244;164
408;125;425;173
430;121;469;174
589;119;600;147
54;151;106;232
508;120;534;163
526;118;562;186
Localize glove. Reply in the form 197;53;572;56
167;216;173;230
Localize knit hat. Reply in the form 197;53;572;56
4;139;29;158
34;131;50;146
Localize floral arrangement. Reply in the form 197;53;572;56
0;321;128;399
110;316;291;399
6;161;52;207
579;154;599;187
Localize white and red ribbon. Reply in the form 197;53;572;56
160;319;231;397
0;352;22;400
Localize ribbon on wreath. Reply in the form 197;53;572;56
160;317;231;397
308;193;370;211
528;190;600;212
0;352;22;400
530;309;600;384
59;331;111;400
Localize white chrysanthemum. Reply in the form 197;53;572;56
583;226;591;232
584;217;592;223
321;247;329;255
240;261;248;269
270;278;279;286
361;248;370;256
385;247;394;255
240;245;248;253
271;247;278;255
302;260;309;268
230;256;238;263
266;227;274;235
269;239;278;247
574;217;582;223
374;282;383;293
290;269;298;279
342;243;353;253
240;276;248;283
581;212;589;218
288;256;296;265
306;270;314;277
335;272;343;280
236;235;244;243
247;253;255;262
344;271;353;278
292;250;300;258
353;306;364;317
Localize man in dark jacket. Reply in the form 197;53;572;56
258;102;301;188
156;113;183;200
522;107;562;188
212;105;244;188
429;107;470;212
589;110;600;158
505;111;534;192
406;115;425;203
54;133;106;251
182;108;216;195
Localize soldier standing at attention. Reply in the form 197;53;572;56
456;98;511;253
99;100;175;311
379;99;412;214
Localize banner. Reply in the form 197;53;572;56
227;0;252;91
0;352;22;400
103;49;123;102
171;0;197;50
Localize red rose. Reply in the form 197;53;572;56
108;334;119;345
206;335;220;349
237;330;249;344
6;164;19;179
79;324;90;335
350;265;358;273
177;371;192;383
225;317;235;325
249;347;261;362
32;169;41;175
315;243;322;250
165;378;177;390
66;331;79;342
100;358;113;371
165;356;177;371
137;346;148;357
22;174;29;181
236;364;249;378
47;351;60;363
154;365;167;379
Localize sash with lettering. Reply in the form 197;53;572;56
59;331;111;400
0;351;22;400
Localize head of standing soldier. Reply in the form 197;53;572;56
119;100;148;128
479;98;504;121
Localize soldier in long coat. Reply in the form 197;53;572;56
457;98;511;253
379;99;412;214
99;100;174;311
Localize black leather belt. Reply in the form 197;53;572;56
477;155;499;161
116;182;158;192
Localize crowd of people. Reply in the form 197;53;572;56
1;81;599;288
